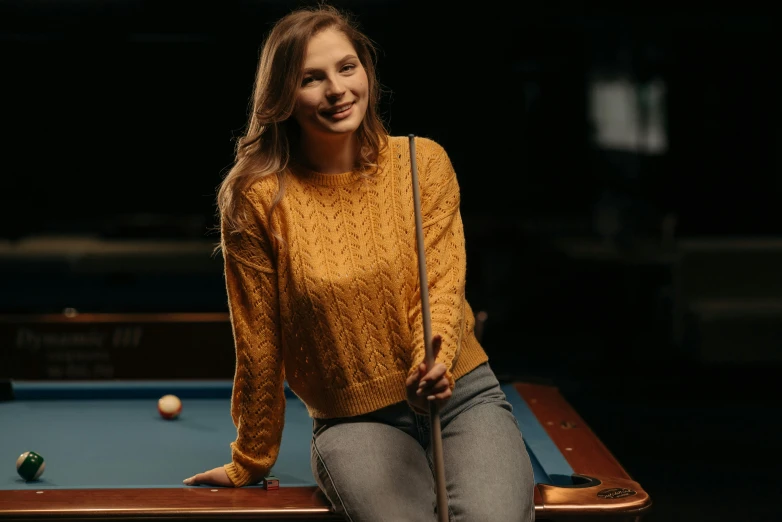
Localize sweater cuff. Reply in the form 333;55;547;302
223;462;262;488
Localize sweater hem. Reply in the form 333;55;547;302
298;339;488;420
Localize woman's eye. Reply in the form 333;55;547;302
302;77;315;86
342;64;355;72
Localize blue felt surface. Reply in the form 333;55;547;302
1;381;573;490
501;383;575;486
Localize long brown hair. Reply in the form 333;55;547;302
215;4;388;244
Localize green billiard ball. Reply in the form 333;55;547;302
16;451;45;481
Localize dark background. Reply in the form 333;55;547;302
2;1;780;520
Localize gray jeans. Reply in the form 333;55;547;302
310;362;536;521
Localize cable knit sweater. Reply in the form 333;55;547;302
220;135;488;487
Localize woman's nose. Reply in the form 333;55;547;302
325;76;346;98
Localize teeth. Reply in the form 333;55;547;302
332;104;351;114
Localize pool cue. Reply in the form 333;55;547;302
408;134;449;522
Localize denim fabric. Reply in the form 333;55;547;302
311;362;536;521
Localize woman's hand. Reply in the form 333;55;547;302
405;335;453;415
183;466;234;487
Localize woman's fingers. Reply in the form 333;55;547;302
417;377;449;399
183;466;233;487
432;335;442;359
405;367;419;387
418;363;447;390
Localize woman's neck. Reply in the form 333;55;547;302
295;134;358;174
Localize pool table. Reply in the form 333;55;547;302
0;379;651;521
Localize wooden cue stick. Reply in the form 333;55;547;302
408;134;449;522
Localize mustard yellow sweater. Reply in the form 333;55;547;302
220;135;488;487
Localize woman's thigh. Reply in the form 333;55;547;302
438;401;535;522
435;363;536;521
311;419;437;522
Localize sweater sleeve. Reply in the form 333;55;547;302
407;139;465;389
220;195;286;487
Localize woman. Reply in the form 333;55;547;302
183;4;535;521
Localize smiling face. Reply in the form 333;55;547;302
292;27;369;142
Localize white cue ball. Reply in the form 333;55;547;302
158;394;182;420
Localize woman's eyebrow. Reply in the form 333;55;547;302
302;54;359;74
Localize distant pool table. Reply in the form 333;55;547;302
0;380;651;521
